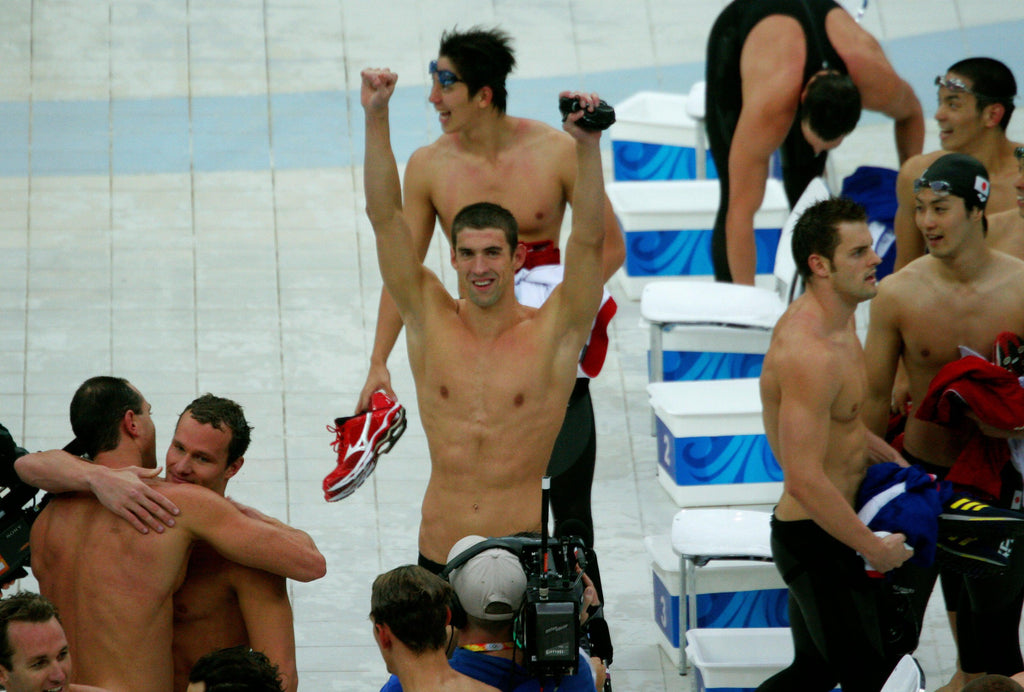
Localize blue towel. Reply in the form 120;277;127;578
856;462;953;567
841;166;899;280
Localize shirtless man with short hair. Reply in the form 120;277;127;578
166;395;297;692
356;29;622;591
360;67;606;568
893;58;1021;270
27;376;326;692
17;394;300;692
986;146;1024;260
758;197;911;691
864;153;1024;688
357;27;623;412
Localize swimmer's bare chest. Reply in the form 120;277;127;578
432;148;569;245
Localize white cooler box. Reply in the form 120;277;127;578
685;628;791;691
647;379;782;507
609;91;716;181
645;536;787;667
649;324;772;383
608;179;788;298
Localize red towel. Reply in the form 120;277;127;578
916;354;1024;500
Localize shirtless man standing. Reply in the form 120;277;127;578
357;27;623;410
27;376;326;692
986;146;1024;259
864;153;1024;688
893;58;1020;270
705;0;923;284
356;28;623;589
758;197;912;691
167;395;297;692
360;67;606;569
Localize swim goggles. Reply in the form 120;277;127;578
1015;146;1024;162
429;60;462;88
934;75;1009;102
913;178;953;196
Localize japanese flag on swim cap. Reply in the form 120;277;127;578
918;152;991;209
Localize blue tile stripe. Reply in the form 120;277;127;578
2;20;1023;178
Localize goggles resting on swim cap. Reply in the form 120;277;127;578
934;75;1011;102
429;60;462;89
913;178;954;196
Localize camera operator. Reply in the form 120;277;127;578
378;535;602;691
454;534;600;691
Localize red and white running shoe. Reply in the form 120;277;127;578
324;391;406;502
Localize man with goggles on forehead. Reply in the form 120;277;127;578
354;26;623;610
705;0;923;285
894;58;1021;271
985;146;1024;261
865;152;1024;690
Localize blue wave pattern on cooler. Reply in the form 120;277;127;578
661;350;764;381
612;140;719;180
694;589;790;629
656;420;782;485
651;571;790;649
624;227;781;276
693;591;791;692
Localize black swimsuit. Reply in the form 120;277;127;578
706;0;847;281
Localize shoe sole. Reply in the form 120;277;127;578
939;514;1024;538
936;541;1012;577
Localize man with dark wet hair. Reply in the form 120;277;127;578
26;376;325;692
355;27;622;603
759;196;910;691
705;0;923;285
865;154;1024;690
372;565;498;692
894;58;1021;270
187;646;283;692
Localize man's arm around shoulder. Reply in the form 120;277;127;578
171;484;326;582
14;450;179;534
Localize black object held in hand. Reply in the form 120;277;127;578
559;95;616;131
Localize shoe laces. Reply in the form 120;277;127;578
327;417;355;452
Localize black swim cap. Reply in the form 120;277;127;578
914;153;991;210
